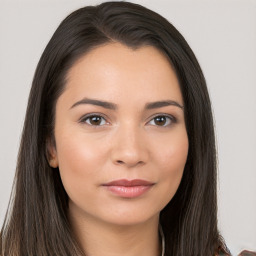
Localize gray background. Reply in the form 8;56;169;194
0;0;255;254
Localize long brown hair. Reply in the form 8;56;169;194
1;2;229;255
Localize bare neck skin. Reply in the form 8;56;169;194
69;204;161;256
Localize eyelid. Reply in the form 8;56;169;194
78;112;110;125
146;113;177;126
78;112;177;127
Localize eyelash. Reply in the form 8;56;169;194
79;113;109;126
148;114;177;127
79;113;177;127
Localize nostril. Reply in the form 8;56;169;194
115;159;144;166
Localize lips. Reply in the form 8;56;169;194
104;179;154;187
102;179;155;198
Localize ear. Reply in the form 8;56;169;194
46;137;59;168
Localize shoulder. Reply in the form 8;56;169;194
238;251;256;256
214;248;256;256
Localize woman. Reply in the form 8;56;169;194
0;1;232;255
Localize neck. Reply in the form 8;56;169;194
69;208;161;256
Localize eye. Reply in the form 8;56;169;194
80;115;107;126
148;115;175;127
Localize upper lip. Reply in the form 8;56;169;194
103;179;155;187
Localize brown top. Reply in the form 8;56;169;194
215;246;256;256
238;251;256;256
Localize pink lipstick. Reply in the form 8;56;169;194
102;179;155;198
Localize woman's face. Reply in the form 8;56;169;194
50;43;189;226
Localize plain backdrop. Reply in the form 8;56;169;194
0;0;255;254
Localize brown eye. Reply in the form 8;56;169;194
83;115;107;126
154;116;167;126
148;115;175;127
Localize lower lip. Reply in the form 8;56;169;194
104;185;153;198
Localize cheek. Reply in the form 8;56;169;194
153;131;188;197
155;130;188;172
54;133;107;200
56;130;108;173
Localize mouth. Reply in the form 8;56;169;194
102;179;155;198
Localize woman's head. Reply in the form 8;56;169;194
48;42;189;228
1;2;222;255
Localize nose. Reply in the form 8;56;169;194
111;124;149;168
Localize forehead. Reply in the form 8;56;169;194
63;42;183;105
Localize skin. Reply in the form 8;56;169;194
49;43;189;256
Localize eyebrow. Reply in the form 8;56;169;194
70;98;183;110
70;98;117;110
145;100;183;110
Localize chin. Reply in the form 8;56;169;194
102;212;160;227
